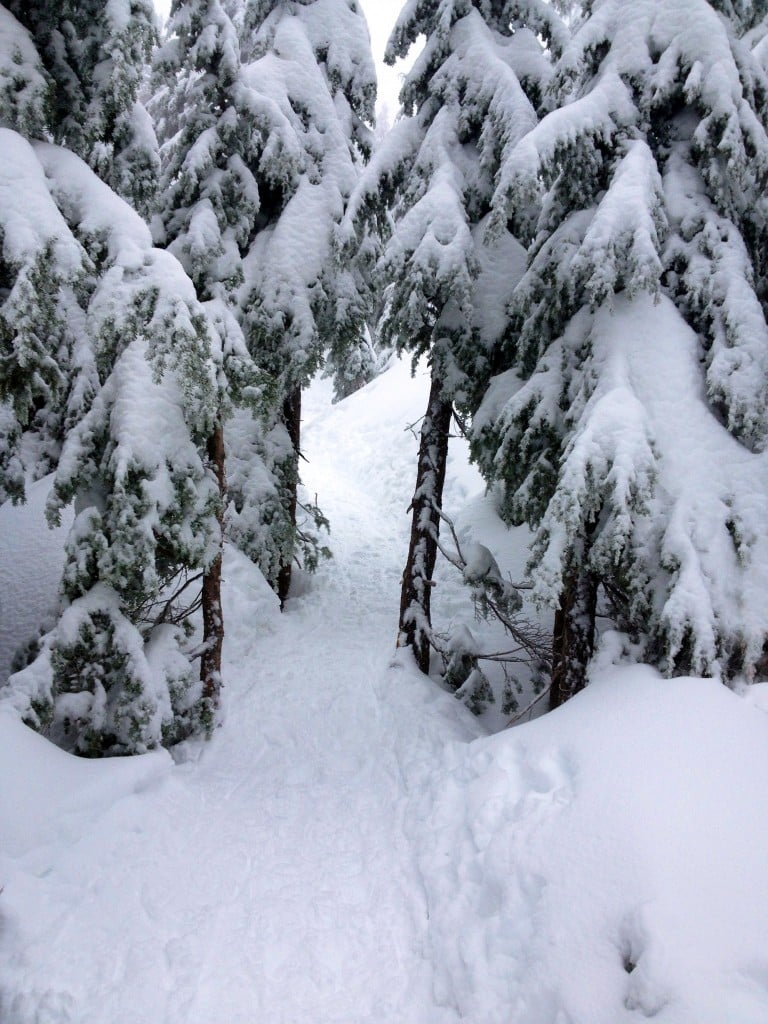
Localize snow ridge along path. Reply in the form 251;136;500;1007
0;362;471;1024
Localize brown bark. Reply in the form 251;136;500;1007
201;418;225;710
397;368;453;674
549;560;598;710
277;386;301;608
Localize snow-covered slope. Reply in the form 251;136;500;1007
2;358;768;1023
395;656;768;1024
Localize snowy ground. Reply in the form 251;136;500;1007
2;358;768;1023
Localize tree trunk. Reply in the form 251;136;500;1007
549;560;598;710
397;368;452;674
201;417;225;714
277;386;301;608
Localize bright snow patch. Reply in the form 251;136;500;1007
0;475;72;682
390;651;768;1024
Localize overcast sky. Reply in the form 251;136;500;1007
152;1;409;120
358;0;406;120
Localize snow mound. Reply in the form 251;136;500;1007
0;711;171;863
388;654;768;1024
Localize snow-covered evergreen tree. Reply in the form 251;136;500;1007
153;0;375;603
0;7;64;501
0;3;242;754
8;0;160;216
152;0;267;692
152;0;255;305
236;0;375;601
475;0;768;703
347;0;562;673
38;202;223;752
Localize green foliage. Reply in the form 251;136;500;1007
454;667;495;715
9;0;159;214
0;5;51;135
296;497;332;576
0;245;70;437
442;630;496;715
51;606;152;756
474;0;768;682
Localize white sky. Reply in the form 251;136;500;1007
359;0;407;121
152;1;409;120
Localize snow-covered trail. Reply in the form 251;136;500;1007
1;362;467;1024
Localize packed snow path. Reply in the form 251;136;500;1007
1;363;469;1024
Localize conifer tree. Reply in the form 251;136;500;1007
476;0;768;704
0;6;70;502
237;0;376;602
0;2;242;753
151;0;282;593
7;0;160;217
152;0;262;697
348;0;562;672
153;0;375;604
151;0;253;306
